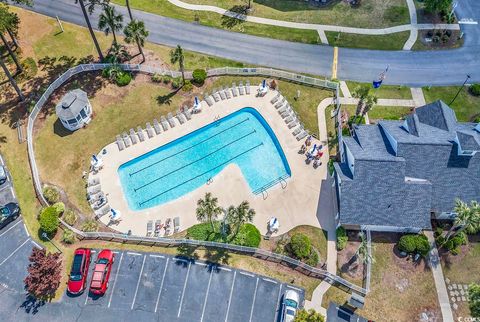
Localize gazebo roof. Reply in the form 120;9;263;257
55;89;89;120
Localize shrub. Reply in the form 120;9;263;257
468;283;480;318
52;202;65;215
231;223;261;247
398;234;418;253
63;209;77;226
171;77;182;89
186;222;215;241
192;69;207;85
470;84;480;96
182;79;193;92
434;227;443;238
151;73;163;83
81;219;98;232
290;233;311;259
42;186;60;204
294;308;325;322
116;72;132;87
305;248;319;267
62;229;75;244
39;206;59;236
416;235;431;257
336;227;347;251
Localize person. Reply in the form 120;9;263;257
313;159;322;169
305;135;312;147
298;144;306;154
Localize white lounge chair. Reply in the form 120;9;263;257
296;130;308;141
278;104;288;114
224;86;232;99
292;125;304;136
174;216;180;233
183;106;192;120
116;135;125;151
153;119;162;134
147;220;153;236
219;88;226;100
288;120;299;129
160;116;169;131
275;98;286;109
212;90;221;102
87;177;100;187
94;204;111;219
204;94;214;107
167;113;176;128
245;80;251;95
129;129;138;144
87;185;101;195
238;81;245;95
176;111;186;124
122;132;131;147
136;126;146;142
232;83;238;97
270;92;281;104
146;123;155;138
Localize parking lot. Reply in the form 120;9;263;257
64;250;304;322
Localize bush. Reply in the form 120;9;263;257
416;235;431;257
468;283;480;318
470;84;480;96
182;79;193;92
305;248;319;267
192;69;207;85
42;186;60;204
81;219;98;232
434;227;443;238
151;73;163;83
231;223;261;247
336;227;347;251
398;234;419;253
62;229;75;244
294;308;325;322
63;209;77;226
52;202;65;215
116;71;132;87
186;222;216;241
290;233;311;259
171;77;182;89
39;206;59;236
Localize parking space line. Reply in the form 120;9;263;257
248;278;259;322
30;240;42;249
219;267;231;272
0;220;21;238
108;252;124;308
131;254;146;310
240;271;254;278
112;251;119;254
196;262;207;266
127;252;141;256
23;223;30;237
84;289;90;305
154;258;169;313
0;238;29;266
175;258;189;264
200;269;213;322
149;254;164;258
262;278;278;284
224;271;237;322
274;284;283;322
177;261;191;317
286;285;302;292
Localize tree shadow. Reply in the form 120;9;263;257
204;247;231;265
20;294;46;315
176;245;199;261
156;90;179;105
221;5;248;29
255;0;341;12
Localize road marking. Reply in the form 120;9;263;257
112;251;119;254
0;238;29;266
196;262;207;266
459;19;478;25
274;284;283;322
0;219;21;238
224;271;237;322
249;278;260;322
177;261;191;317
23;223;30;237
200;268;213;322
127;252;142;256
149;254;164;258
108;252;124;308
175;258;189;264
240;271;254;278
155;258;169;313
262;278;277;284
332;46;338;79
30;240;42;249
84;289;90;305
131;255;146;310
219;267;231;272
286;285;302;292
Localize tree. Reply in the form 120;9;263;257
294;308;325;322
125;0;133;20
0;4;21;73
106;42;130;63
123;19;149;63
170;44;185;84
0;57;23;99
196;192;222;232
352;84;370;118
469;283;480;318
445;199;480;243
290;233;311;259
24;248;62;300
355;232;373;265
424;0;452;14
98;4;123;44
228;200;255;236
360;93;378;120
76;0;109;61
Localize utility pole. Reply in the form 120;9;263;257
449;75;470;105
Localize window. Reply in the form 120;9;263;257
76;115;82;122
67;118;77;125
85;104;90;114
80;108;88;119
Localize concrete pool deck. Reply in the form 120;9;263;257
94;87;332;236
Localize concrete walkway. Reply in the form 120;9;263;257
168;0;460;39
411;87;426;107
425;231;455;322
339;81;352;98
403;0;419;50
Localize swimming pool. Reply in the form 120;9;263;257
118;107;291;210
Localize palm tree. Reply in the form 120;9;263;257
123;19;149;63
0;56;23;100
230;201;255;236
125;0;133;20
360;93;378;123
196;192;222;232
98;5;123;44
445;199;480;242
354;232;373;265
352;84;370;118
76;0;107;61
107;42;130;63
170;45;185;84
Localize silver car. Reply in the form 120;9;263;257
281;290;300;322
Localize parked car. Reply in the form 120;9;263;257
0;202;20;228
89;249;114;295
281;290;300;322
67;248;92;295
0;165;8;186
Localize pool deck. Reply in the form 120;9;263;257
94;87;333;236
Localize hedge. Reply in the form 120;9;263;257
231;223;261;247
398;234;430;256
470;84;480;96
192;69;207;85
290;233;312;259
39;207;59;236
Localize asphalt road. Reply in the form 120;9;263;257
16;0;480;86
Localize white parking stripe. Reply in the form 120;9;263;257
200;269;213;322
108;252;124;308
30;240;42;249
84;288;90;305
112;251;119;254
131;255;146;310
196;262;207;266
155;258;169;313
175;258;189;264
0;238;29;266
127;252;141;256
149;254;164;258
240;271;254;278
0;219;21;238
249;278;259;322
177;261;191;317
262;278;277;284
286;285;302;292
23;223;30;237
274;284;283;322
224;271;237;322
219;267;231;272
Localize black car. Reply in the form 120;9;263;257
0;202;20;228
0;166;8;186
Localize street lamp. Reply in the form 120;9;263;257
449;74;471;105
41;232;62;254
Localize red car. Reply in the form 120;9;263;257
67;248;92;294
89;249;115;295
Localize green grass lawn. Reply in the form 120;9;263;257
326;31;410;51
422;86;480;122
368;105;412;121
346;81;412;99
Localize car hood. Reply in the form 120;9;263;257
67;279;83;293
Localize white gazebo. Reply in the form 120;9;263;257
55;89;92;131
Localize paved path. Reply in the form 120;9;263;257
339;81;352;98
411;87;426;107
403;0;418;50
425;231;455;322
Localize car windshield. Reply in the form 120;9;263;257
70;254;84;281
0;166;6;179
0;207;9;216
285;299;298;308
286;308;296;316
97;258;109;265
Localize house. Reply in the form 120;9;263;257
333;100;480;232
55;89;92;131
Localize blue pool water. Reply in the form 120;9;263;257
118;107;291;210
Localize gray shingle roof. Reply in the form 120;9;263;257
456;130;480;151
55;89;89;120
415;100;457;132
